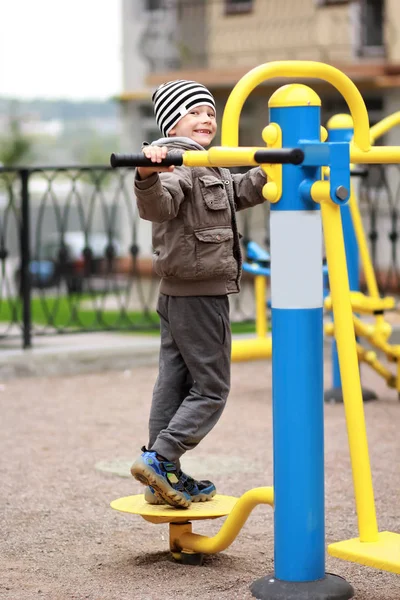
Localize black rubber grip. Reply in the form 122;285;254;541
110;153;183;168
110;148;305;168
254;148;305;165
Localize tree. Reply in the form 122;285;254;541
0;104;32;167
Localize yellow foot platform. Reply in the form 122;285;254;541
111;493;239;564
111;493;238;524
111;487;273;564
328;531;400;574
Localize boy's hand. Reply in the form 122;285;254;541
137;146;175;180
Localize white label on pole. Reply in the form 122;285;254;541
270;210;323;309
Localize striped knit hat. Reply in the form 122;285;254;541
152;80;216;137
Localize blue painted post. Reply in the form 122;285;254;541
270;84;324;581
251;85;353;599
324;115;377;404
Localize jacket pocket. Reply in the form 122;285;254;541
153;230;193;279
194;227;234;277
199;175;228;210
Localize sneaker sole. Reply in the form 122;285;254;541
131;459;191;509
144;487;216;505
192;489;217;502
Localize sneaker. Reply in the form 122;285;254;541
144;472;216;505
131;447;191;509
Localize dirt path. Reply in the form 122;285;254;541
1;361;399;599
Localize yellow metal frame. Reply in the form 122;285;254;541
311;178;400;574
111;61;400;575
261;123;283;203
324;112;400;394
231;274;272;362
232;118;329;364
320;198;378;540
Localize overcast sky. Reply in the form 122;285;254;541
0;0;122;100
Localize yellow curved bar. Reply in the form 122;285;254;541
176;487;273;554
369;112;400;145
221;61;371;151
321;200;379;543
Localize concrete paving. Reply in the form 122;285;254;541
0;330;268;380
2;354;399;599
1;322;400;380
0;332;161;379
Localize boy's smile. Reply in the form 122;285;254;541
169;106;217;148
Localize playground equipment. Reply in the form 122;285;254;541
232;240;330;363
233;111;400;404
231;240;272;361
111;489;272;564
110;61;400;599
324;112;400;402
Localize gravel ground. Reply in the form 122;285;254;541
1;360;399;600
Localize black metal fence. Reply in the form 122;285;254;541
359;164;400;292
0;164;399;348
0;165;161;348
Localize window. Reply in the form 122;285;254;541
145;0;163;10
362;0;384;49
353;0;385;57
225;0;253;15
315;0;349;5
145;0;176;10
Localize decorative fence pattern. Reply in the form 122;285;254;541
0;164;398;348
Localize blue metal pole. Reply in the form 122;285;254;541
251;86;354;600
325;115;376;404
327;119;358;391
269;85;325;581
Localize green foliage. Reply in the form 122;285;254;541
0;294;257;334
0;97;120;167
0;294;160;331
0;113;32;167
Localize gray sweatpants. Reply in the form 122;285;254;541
149;293;231;464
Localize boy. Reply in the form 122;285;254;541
130;80;266;508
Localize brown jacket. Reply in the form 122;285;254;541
134;137;266;296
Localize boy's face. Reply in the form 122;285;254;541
169;105;217;148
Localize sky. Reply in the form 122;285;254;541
0;0;122;100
